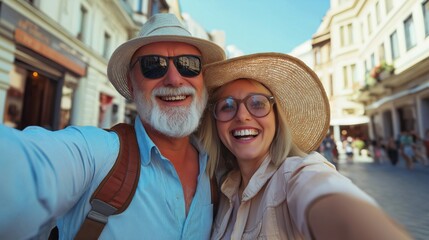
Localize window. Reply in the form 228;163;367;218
360;22;365;43
390;31;399;59
326;43;331;61
370;53;375;68
364;60;369;73
137;0;143;13
343;66;349;88
315;48;322;65
385;0;393;14
404;15;416;50
78;5;88;41
103;32;111;58
351;64;357;87
329;74;334;96
423;0;429;37
367;13;372;35
347;23;353;44
340;24;353;46
379;43;386;62
376;1;381;25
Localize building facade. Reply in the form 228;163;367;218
313;0;429;145
0;0;223;130
355;0;429;141
0;0;143;130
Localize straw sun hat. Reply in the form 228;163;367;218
107;13;226;100
203;53;330;153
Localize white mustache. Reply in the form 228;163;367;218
152;86;196;97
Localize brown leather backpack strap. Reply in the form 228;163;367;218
75;123;140;239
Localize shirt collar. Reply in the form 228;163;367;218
221;155;278;201
134;116;156;166
133;116;208;171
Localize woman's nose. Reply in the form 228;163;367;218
234;102;252;122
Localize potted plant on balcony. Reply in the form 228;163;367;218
365;72;377;87
370;62;394;81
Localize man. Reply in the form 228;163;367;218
0;13;225;239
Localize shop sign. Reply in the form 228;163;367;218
0;2;87;76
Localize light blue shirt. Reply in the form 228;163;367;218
0;117;213;239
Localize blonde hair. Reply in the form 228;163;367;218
198;80;307;177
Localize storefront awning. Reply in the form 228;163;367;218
366;82;429;110
330;115;369;126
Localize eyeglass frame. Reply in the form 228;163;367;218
212;94;276;122
129;54;202;79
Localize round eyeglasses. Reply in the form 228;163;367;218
212;94;275;122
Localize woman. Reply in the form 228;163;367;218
199;53;410;239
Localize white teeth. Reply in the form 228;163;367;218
233;129;259;137
162;95;186;101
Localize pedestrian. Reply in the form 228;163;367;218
344;136;354;163
0;13;225;239
400;131;415;170
425;129;429;160
198;53;411;239
374;138;388;164
386;137;399;166
320;133;338;169
368;139;376;159
411;132;429;166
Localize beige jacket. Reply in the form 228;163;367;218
211;152;377;240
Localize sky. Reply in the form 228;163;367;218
179;0;331;55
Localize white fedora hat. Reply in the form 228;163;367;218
108;13;226;100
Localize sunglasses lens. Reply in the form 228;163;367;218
137;55;201;79
174;56;201;77
214;98;237;122
140;56;168;79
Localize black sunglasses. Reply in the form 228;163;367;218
130;55;202;79
213;94;275;122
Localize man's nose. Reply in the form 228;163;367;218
162;60;183;87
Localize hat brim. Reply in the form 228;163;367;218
203;53;330;153
107;35;226;100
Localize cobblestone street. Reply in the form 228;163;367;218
337;154;429;240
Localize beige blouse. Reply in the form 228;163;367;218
211;152;377;240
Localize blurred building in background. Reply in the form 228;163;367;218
312;0;429;144
3;0;426;144
0;0;224;130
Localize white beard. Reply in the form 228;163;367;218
134;86;207;138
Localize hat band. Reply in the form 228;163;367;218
142;25;192;37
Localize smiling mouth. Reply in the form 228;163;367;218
232;129;259;139
160;95;188;101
